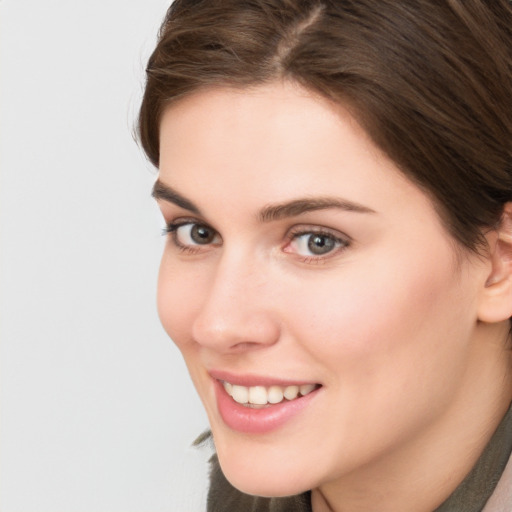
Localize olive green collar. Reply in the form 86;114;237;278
435;402;512;512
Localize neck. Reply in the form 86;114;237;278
312;322;512;512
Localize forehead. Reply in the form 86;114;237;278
159;82;355;165
159;83;446;224
159;83;389;193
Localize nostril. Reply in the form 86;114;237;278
231;341;266;352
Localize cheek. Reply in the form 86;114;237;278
284;247;474;393
272;250;477;468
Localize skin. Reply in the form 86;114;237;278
155;81;512;512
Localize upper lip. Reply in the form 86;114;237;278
209;369;320;387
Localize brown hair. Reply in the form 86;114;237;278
138;0;512;252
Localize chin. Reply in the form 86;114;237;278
214;435;315;498
223;467;309;498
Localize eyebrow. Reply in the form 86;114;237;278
152;178;375;221
259;197;375;222
152;179;201;214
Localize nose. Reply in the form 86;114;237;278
191;251;281;353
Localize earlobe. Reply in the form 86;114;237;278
478;203;512;324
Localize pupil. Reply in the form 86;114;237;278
191;225;213;244
308;234;335;255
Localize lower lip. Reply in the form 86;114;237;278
214;380;320;434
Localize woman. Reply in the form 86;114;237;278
138;1;512;510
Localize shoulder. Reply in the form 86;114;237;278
207;454;311;512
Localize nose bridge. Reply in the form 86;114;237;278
192;246;279;351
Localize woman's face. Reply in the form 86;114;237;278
155;82;488;496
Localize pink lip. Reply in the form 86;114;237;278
211;373;321;434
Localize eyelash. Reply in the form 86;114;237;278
163;220;351;261
163;219;219;254
284;226;350;263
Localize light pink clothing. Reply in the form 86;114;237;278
483;454;512;512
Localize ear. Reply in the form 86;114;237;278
478;203;512;323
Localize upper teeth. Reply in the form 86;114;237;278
223;381;317;405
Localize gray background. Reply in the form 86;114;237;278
0;1;210;510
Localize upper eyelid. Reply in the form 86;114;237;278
287;224;351;241
163;219;195;234
165;216;213;229
162;219;216;241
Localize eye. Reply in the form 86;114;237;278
284;228;349;259
165;221;221;250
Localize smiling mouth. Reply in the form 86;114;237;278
222;381;321;408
